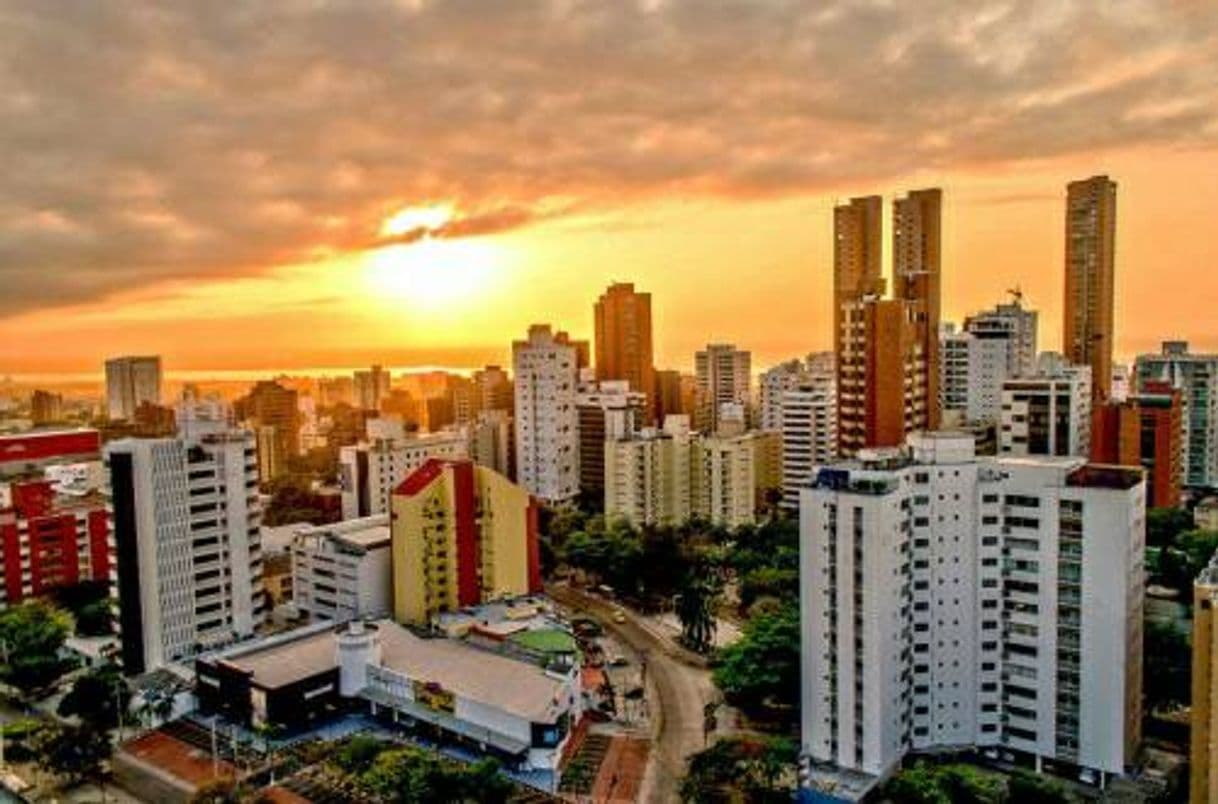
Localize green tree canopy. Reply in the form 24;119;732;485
32;722;112;785
680;736;796;803
712;601;800;719
58;662;131;730
0;600;72;696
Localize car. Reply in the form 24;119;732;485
612;611;627;624
609;656;630;667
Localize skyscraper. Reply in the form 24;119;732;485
513;325;581;504
1063;175;1118;404
106;427;265;675
105;355;162;421
832;196;884;362
354;365;392;411
894;188;943;429
235;380;301;483
833;191;941;455
594;283;656;421
694;344;751;434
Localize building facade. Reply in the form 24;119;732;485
338;429;468;520
800;434;1144;795
1135;341;1218;490
354;365;392;412
594;283;656;422
1092;381;1183;508
235;380;301;483
940;323;1010;426
390;459;541;626
513;325;581;504
780;372;838;509
694;344;751;435
0;479;109;606
576;380;645;501
1063;175;1118;405
1000;358;1092;458
105;355;162;422
1193;553;1218;804
106;428;265;675
964;299;1039;379
291;516;392;622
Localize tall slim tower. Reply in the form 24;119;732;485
894;188;942;428
105;356;162;422
1063;175;1117;404
833;196;884;359
594;283;656;421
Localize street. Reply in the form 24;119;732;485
548;584;717;803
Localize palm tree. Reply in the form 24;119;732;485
676;577;720;653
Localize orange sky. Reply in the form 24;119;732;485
2;3;1217;377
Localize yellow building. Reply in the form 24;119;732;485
1192;556;1218;803
391;458;541;626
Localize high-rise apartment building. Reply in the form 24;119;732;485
1192;553;1218;804
235;380;301;483
513;325;581;505
603;417;760;529
1092;381;1183;508
654;369;685;426
833;196;884;363
834;190;941;455
106;428;265;675
594;283;656;421
893;188;943;429
940;323;1009;426
1063;175;1118;405
390;459;541;626
801;434;1144;795
1136;341;1218;489
0;478;109;606
576;380;645;500
354;365;392;411
1000;356;1092;457
290;515;392;622
338;429;468;520
30;390;64;426
472;365;514;414
694;344;751;435
780;372;837;509
105;355;162;421
759;353;835;432
469;409;513;477
964;299;1039;378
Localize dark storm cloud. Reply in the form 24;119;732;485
1;0;1216;314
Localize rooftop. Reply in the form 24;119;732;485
1066;464;1144;491
294;515;391;549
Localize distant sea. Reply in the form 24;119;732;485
2;365;480;385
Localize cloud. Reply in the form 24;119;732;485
1;0;1216;316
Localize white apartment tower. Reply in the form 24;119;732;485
604;417;695;526
105;355;163;421
106;428;265;675
1136;341;1218;489
695;344;752;435
513;325;581;504
338;429;468;520
940;324;1010;426
800;433;1144;796
1000;356;1092;458
964;300;1039;378
760;353;835;432
780;372;838;509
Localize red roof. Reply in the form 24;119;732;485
0;430;100;465
394;457;461;496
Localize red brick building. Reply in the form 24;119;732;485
1091;380;1183;508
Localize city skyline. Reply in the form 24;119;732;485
2;3;1218;373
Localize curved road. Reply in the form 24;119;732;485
548;584;715;803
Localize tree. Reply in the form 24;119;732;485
878;763;1006;804
1006;770;1076;803
1146;507;1196;549
58;662;131;730
738;566;799;612
676;576;720;654
32;722;112;786
358;745;512;804
879;763;950;804
1144;617;1191;712
712;602;800;719
680;736;796;803
334;733;385;774
0;601;72;696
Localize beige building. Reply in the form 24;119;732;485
604;416;761;529
1193;554;1218;803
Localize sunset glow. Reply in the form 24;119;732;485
379;204;455;238
363;238;501;310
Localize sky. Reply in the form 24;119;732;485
2;0;1217;376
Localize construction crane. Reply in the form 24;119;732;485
1006;286;1024;307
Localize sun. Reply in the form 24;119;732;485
364;237;500;310
379;203;454;237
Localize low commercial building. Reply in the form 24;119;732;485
195;617;581;786
291;516;392;622
0;429;101;479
